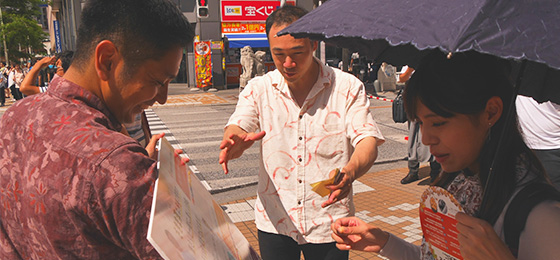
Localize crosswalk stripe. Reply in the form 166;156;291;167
145;107;261;192
145;109;201;177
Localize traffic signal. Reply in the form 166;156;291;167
197;0;209;18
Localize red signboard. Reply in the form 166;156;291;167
222;22;266;33
221;0;294;22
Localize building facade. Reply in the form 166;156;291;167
44;0;322;89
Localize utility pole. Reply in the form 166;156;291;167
0;7;9;66
318;1;325;64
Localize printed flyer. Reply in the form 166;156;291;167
147;137;260;260
419;186;464;260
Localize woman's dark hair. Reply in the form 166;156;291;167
73;0;194;77
403;50;547;224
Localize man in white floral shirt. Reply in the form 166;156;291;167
219;5;384;260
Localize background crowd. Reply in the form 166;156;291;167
0;51;73;106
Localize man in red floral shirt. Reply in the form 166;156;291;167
0;0;193;259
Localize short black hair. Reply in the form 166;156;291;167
55;51;74;73
265;5;308;37
73;0;194;74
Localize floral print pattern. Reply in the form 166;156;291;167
227;59;384;244
0;77;162;259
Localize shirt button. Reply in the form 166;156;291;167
298;158;302;162
298;201;301;205
299;136;303;140
299;115;303;119
298;179;302;183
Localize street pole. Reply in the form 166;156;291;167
0;7;9;66
191;17;201;92
318;1;325;64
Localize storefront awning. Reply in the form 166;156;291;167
225;33;269;48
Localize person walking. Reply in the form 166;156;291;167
219;5;384;260
1;63;10;100
0;70;6;106
516;95;560;190
7;64;24;100
398;65;442;184
400;121;442;184
12;64;25;100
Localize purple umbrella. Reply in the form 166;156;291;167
280;0;560;103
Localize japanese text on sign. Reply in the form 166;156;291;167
222;22;266;34
221;1;294;22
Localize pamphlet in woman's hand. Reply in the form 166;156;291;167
420;186;464;260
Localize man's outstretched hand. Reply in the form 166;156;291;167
219;130;265;174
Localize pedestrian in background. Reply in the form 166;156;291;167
398;65;442;184
0;70;6;106
1;63;11;100
516;95;560;190
7;64;23;100
400;120;442;184
20;51;74;96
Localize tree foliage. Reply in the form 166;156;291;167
0;0;48;63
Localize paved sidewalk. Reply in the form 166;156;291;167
0;97;17;112
222;165;433;260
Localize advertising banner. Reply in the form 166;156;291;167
221;0;294;22
222;22;266;34
53;20;62;53
194;41;213;88
147;137;261;260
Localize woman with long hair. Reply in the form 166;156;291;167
331;50;560;259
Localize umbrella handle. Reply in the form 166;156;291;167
479;59;527;218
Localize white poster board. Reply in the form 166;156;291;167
147;137;260;260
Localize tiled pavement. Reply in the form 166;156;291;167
222;166;434;260
151;92;236;106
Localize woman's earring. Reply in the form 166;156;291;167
487;123;492;142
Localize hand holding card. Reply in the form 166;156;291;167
310;168;341;197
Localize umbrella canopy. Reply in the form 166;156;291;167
280;0;560;103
